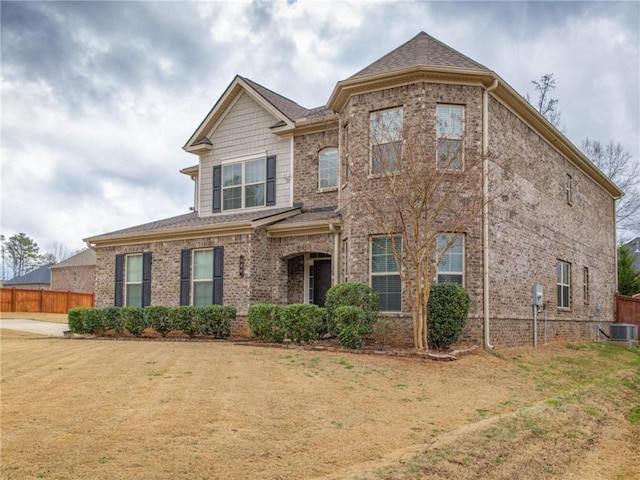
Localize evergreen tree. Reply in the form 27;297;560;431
618;245;640;296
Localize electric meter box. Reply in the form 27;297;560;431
532;284;544;306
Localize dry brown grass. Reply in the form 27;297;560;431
0;312;68;324
1;339;638;480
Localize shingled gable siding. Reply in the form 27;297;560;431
486;96;617;346
199;92;292;215
293;128;339;208
337;82;485;346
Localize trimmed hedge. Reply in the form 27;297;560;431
325;282;378;335
334;305;368;349
280;304;325;344
66;305;235;339
427;283;470;349
196;305;234;339
247;304;284;342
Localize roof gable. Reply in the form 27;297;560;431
350;31;488;79
50;249;96;269
183;76;309;154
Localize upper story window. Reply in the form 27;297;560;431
125;254;143;307
370;107;403;173
318;148;338;190
566;174;573;205
223;158;265;210
557;260;571;309
213;155;276;213
371;235;402;311
436;234;464;285
436;105;464;169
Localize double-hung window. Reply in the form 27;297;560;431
192;249;214;307
557;261;571;309
436;105;464;169
125;254;143;306
436;234;464;284
370;108;403;173
223;158;266;210
371;236;402;311
318;147;338;190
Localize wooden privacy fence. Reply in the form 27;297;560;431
615;293;640;326
1;288;95;314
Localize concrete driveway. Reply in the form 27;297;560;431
0;319;68;336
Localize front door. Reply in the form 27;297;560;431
312;260;332;307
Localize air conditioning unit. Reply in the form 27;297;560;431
609;323;638;341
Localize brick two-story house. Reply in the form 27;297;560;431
85;32;622;347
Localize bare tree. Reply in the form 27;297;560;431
526;73;562;129
344;109;484;351
45;241;78;263
581;138;640;234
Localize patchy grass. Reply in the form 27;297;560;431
0;311;68;324
1;339;638;479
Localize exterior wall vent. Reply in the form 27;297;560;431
609;323;638;341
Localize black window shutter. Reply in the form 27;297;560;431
180;249;191;305
142;252;152;307
266;155;276;206
212;165;222;213
114;254;124;307
213;246;224;305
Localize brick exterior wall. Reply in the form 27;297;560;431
92;76;618;348
293;128;339;208
486;97;617;346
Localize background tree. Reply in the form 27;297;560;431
618;245;640;296
581;138;640;234
2;233;46;278
526;73;562;129
45;241;78;263
345;109;484;351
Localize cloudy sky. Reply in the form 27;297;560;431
2;0;639;257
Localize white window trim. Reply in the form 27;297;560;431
436;104;465;170
124;253;143;307
370;107;403;175
436;234;465;286
370;235;403;313
318;147;339;192
557;260;571;309
222;158;266;211
191;248;213;306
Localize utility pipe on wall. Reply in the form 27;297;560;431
482;78;499;350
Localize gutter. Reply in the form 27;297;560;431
482;78;499;349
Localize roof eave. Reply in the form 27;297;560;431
328;65;494;112
266;219;342;238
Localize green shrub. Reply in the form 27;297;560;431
169;305;198;337
325;282;379;335
121;306;147;337
247;304;284;342
334;305;367;349
427;283;470;349
101;307;123;336
67;307;87;334
280;304;324;344
196;305;234;339
144;306;172;337
83;308;105;335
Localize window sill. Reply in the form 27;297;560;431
317;187;338;193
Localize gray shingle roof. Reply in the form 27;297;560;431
5;264;52;285
86;207;301;242
50;249;96;269
350;31;488;79
241;76;309;121
274;206;340;225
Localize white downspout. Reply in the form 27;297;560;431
483;79;499;349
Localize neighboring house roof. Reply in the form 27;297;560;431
5;264;53;286
622;237;640;271
50;249;96;270
85;207;304;247
350;31;488;79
